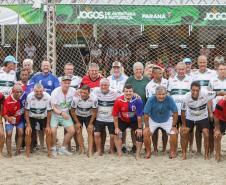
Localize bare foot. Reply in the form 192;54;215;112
79;147;85;155
215;154;221;162
145;152;151;159
109;150;115;155
204;154;209;160
135;153;141;160
87;152;93;158
182;152;186;160
7;153;12;158
196;151;202;156
169;151;177;159
153;150;158;156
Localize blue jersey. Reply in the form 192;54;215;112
144;96;178;123
27;72;60;95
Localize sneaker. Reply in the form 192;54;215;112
58;147;73;156
51;147;57;158
122;146;127;154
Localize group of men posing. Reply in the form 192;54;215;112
0;54;226;162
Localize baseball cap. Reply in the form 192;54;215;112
182;58;192;64
3;55;18;64
214;56;224;64
61;76;71;81
112;61;121;68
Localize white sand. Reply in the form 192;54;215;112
0;127;226;185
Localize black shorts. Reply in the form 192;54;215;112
186;118;209;131
30;117;47;131
76;116;91;128
219;120;226;135
94;120;114;135
115;119;138;134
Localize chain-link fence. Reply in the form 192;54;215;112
0;24;46;72
1;3;226;77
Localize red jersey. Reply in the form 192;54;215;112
214;99;226;121
80;75;102;89
112;95;143;123
2;95;23;124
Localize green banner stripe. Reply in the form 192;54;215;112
0;81;14;87
170;89;190;95
197;80;209;87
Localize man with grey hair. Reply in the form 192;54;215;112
16;59;35;80
92;78;119;155
126;62;150;104
125;62;149;153
143;85;178;159
80;62;103;90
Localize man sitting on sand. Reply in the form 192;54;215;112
112;84;143;159
143;85;178;159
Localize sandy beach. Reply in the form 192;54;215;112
0;127;226;185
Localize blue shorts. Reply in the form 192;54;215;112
5;121;25;132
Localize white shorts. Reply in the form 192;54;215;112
149;117;173;134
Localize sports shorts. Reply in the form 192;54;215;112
186;118;209;131
94;120;114;135
149;117;173;134
50;113;73;128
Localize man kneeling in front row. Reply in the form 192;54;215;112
143;85;178;159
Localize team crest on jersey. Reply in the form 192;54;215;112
131;105;136;111
47;80;52;86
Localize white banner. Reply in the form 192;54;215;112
0;7;27;25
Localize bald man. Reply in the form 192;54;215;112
3;84;25;157
192;55;217;155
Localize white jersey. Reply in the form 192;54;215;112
92;88;118;122
181;90;216;121
58;75;82;89
71;95;98;117
209;76;226;110
146;78;168;97
107;74;128;95
51;86;76;117
0;68;17;96
25;92;52;119
168;75;192;115
192;68;216;91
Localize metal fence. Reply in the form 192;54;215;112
1;3;226;77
